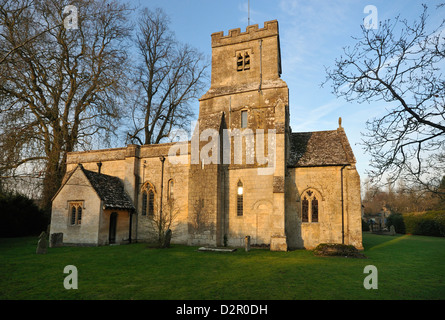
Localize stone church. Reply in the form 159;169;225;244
50;20;363;251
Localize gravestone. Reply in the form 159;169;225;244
389;225;396;236
50;233;63;248
163;229;172;248
36;231;48;254
244;235;250;252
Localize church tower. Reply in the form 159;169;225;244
188;20;289;250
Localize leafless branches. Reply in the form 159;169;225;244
323;4;445;195
126;8;208;145
0;2;208;210
149;197;179;247
0;0;132;209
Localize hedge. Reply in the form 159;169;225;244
403;211;445;237
385;211;445;237
0;192;48;237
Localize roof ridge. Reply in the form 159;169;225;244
291;129;337;135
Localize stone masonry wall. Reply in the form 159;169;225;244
286;165;363;249
51;168;102;245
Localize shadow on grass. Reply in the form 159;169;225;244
366;234;411;251
363;232;410;251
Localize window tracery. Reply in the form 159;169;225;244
301;189;320;223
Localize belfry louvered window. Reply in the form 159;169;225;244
236;50;251;72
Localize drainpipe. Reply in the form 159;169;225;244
159;155;166;244
340;165;347;244
258;39;263;92
129;210;133;244
135;160;147;243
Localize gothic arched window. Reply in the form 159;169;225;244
141;182;155;217
301;189;320;223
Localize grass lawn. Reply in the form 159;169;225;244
1;233;444;300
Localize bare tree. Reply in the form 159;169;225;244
0;0;132;211
362;177;442;215
323;4;445;196
149;197;179;247
126;8;208;145
0;0;64;66
189;198;214;235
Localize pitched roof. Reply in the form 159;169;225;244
287;128;356;167
79;165;135;211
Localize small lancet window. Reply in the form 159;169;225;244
241;110;248;128
77;207;82;224
302;197;309;223
71;206;76;225
237;180;244;216
142;192;147;216
168;179;174;200
312;196;318;223
148;190;154;216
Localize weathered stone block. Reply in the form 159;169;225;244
50;233;63;248
36;232;48;254
270;235;287;251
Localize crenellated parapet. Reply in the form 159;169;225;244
211;20;279;47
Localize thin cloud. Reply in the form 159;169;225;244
291;100;343;131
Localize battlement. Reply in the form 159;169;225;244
211;20;279;48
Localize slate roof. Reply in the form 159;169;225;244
79;165;135;211
287;128;356;167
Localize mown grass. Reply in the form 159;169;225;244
1;233;444;300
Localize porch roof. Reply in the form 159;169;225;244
80;165;135;211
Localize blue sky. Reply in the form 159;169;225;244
125;0;444;181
